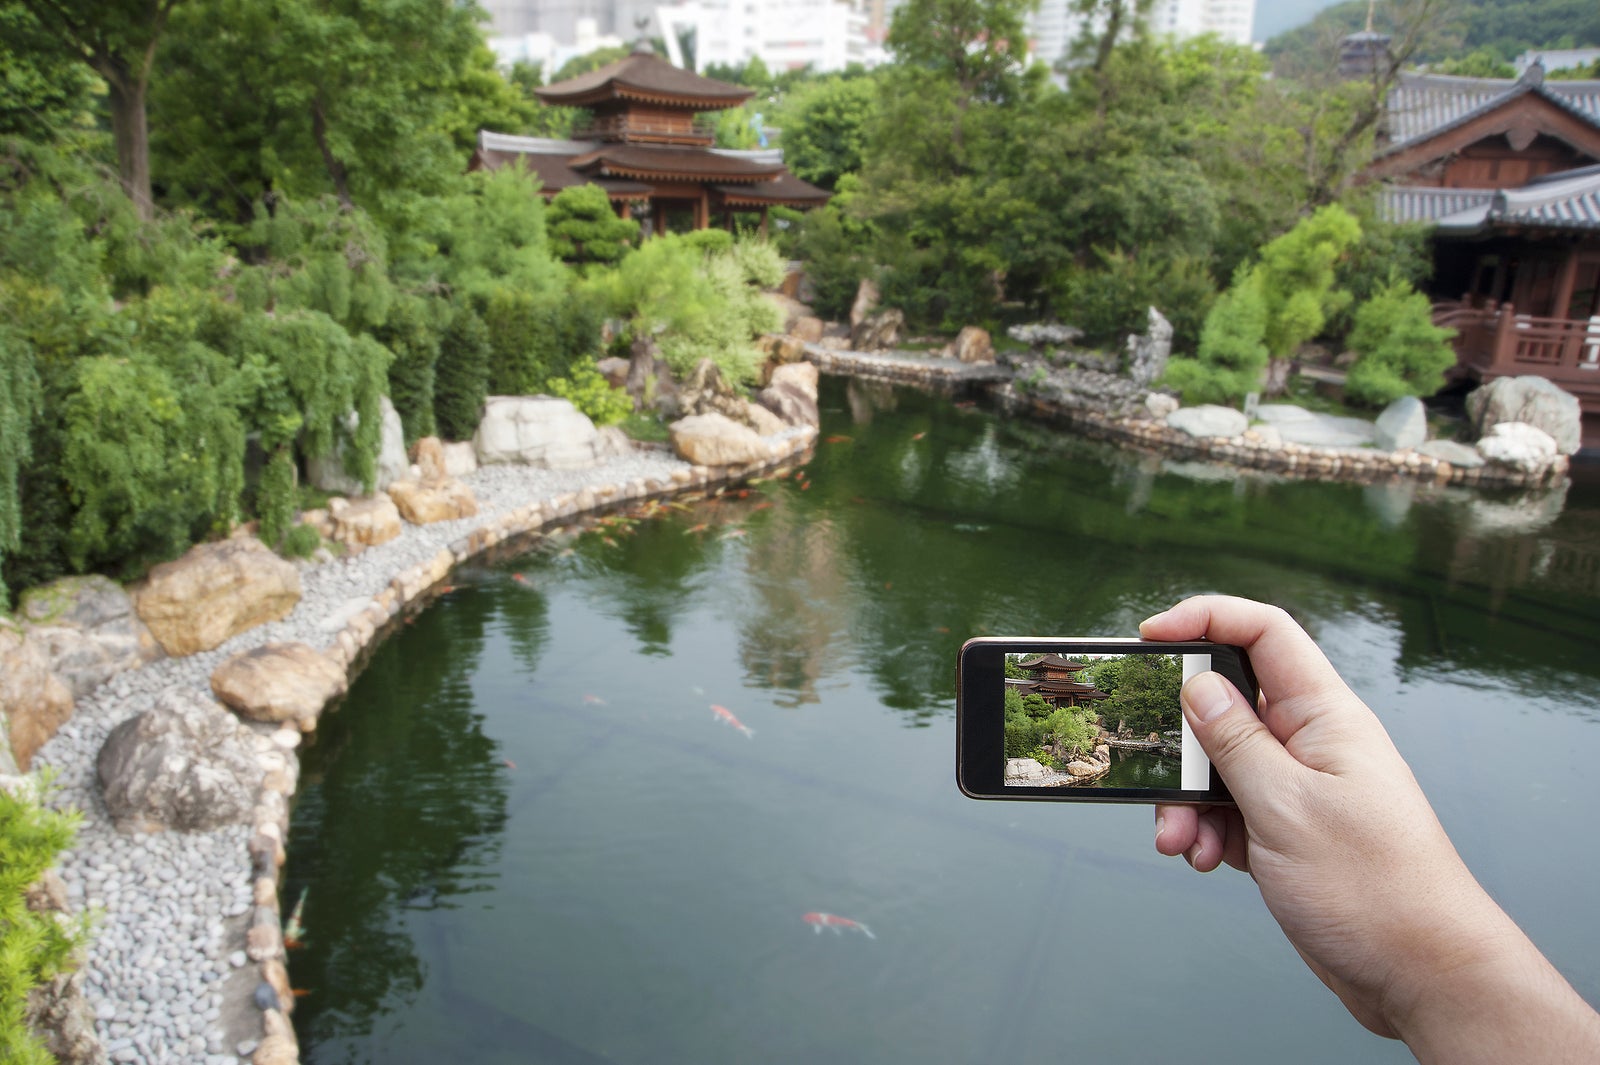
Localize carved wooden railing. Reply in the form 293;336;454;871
1433;300;1600;407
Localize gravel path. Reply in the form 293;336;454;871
34;451;694;1065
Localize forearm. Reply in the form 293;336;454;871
1388;905;1600;1064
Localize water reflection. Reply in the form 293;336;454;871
287;378;1600;1064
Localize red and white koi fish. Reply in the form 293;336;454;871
512;573;529;584
721;528;747;540
582;694;607;706
711;704;754;739
911;431;927;440
803;912;875;939
283;888;309;950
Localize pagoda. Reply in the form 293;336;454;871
471;41;830;235
1006;655;1110;710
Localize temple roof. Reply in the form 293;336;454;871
1014;654;1089;672
1433;163;1600;234
1380;184;1497;225
713;173;834;207
1382;68;1600;154
571;144;786;184
536;44;755;110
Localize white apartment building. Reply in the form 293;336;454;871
1028;0;1257;70
657;0;871;74
488;18;627;76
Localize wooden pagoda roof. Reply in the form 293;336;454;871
570;144;785;184
536;43;755;111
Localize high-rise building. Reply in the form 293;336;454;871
1028;0;1258;71
480;0;662;44
657;0;870;74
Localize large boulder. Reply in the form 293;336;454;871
134;539;302;657
0;621;74;772
668;413;773;466
97;687;264;833
328;494;403;548
306;396;408;495
410;436;447;480
441;441;478;478
386;478;479;525
851;308;904;352
770;361;819;402
943;326;994;364
1254;404;1377;448
1375;396;1428;451
744;401;787;437
757;362;821;428
18;575;164;698
791;316;826;343
474;396;614;469
757;334;807;366
1005;757;1049;783
1007;322;1083;349
1476;421;1559;472
211;642;348;729
1166;405;1248;439
763;291;812;333
1467;375;1583;455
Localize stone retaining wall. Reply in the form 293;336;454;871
240;427;817;1065
804;349;1568;490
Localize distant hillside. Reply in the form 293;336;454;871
1265;0;1600;66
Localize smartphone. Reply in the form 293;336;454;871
956;638;1257;804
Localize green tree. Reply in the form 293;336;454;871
14;0;186;217
550;45;630;83
546;184;640;267
1344;277;1457;406
1431;47;1517;77
375;294;442;443
0;327;39;608
433;303;491;441
1084;653;1181;734
1165;264;1270;403
775;73;879;189
0;782;83;1065
0;3;96;140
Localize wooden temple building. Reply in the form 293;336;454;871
1006;655;1110;710
1373;62;1600;436
470;41;830;236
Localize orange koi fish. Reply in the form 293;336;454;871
800;481;811;491
602;536;618;547
582;694;607;706
687;523;710;534
736;489;750;499
825;435;852;444
711;704;754;739
721;528;747;540
751;501;773;512
803;912;875;939
512;573;529;584
911;431;927;440
283;888;308;950
291;989;312;998
438;585;456;595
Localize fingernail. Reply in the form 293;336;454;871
1155;815;1166;843
1187;672;1234;723
1138;609;1169;632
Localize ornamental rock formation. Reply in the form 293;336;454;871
210;643;349;730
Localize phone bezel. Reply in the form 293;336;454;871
956;637;1257;804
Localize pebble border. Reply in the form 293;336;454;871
238;427;817;1065
802;346;1568;490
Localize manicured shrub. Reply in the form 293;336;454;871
483;285;603;396
682;228;734;255
0;327;39;609
280;523;322;560
1344;278;1457;407
1054;247;1217;355
376;295;442;443
1164;266;1269;404
255;446;297;549
546;184;640;266
433;304;491;441
546;366;632;427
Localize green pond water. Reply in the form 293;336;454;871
287;377;1600;1064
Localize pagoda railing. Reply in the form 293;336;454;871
1432;299;1600;411
575;116;716;144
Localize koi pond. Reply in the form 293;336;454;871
287;377;1600;1064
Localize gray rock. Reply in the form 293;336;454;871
1476;421;1559;472
1007;322;1083;348
97;688;264;833
1466;375;1582;455
1166;405;1249;439
1144;393;1179;420
19;575;165;698
1127;307;1173;387
1254;404;1376;447
1417;439;1485;468
306;395;408;494
1374;396;1428;451
850;308;904;352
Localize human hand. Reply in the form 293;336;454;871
1142;595;1600;1063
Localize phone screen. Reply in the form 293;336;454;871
957;640;1255;804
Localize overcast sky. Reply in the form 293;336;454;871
1255;0;1347;42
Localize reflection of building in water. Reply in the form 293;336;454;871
736;501;849;707
1007;654;1110;709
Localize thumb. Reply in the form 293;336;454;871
1182;672;1299;810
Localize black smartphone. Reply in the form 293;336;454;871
956;638;1258;804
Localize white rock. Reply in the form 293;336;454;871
441;441;478;478
1417;439;1485;468
1144;393;1179;420
306;396;408;494
474;396;607;469
1476;421;1559;472
1467;375;1583;455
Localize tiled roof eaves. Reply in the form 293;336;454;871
1381;75;1600;156
1380;185;1496;225
1379;81;1531;156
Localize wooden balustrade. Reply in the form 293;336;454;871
1432;300;1600;409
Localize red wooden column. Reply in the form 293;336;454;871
1552;247;1583;363
759;205;769;238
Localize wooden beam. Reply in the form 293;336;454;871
759;205;769;239
1554;245;1581;320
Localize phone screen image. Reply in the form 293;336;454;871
1001;651;1211;791
958;639;1255;804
